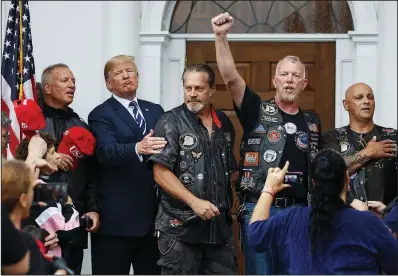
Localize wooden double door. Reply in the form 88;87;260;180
186;41;336;274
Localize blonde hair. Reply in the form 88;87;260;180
275;55;306;79
1;160;34;212
104;55;138;80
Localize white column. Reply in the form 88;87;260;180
348;31;379;122
101;1;141;101
139;31;170;105
376;2;397;128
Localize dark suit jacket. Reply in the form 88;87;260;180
88;96;164;237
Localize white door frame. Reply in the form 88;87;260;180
140;1;378;128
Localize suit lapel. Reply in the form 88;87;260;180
107;97;142;136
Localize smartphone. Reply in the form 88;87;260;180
34;182;69;205
284;172;303;186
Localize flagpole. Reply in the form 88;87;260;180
18;0;23;100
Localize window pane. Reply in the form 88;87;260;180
170;0;354;33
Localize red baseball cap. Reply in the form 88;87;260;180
13;99;46;140
57;126;96;171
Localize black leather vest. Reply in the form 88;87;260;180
162;105;234;215
237;98;321;205
334;125;397;203
156;105;235;243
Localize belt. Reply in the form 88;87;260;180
244;195;303;208
274;197;296;208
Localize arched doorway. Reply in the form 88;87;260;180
140;1;378;274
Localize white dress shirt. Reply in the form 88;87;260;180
112;94;145;162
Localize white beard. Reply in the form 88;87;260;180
187;102;204;113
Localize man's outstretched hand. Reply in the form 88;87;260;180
137;129;167;155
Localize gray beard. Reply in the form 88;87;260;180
187;102;204;113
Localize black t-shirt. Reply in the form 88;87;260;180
1;204;28;266
277;110;308;199
234;86;308;199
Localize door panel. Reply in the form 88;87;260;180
187;41;335;274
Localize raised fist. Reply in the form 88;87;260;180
211;12;234;35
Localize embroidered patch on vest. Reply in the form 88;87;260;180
179;172;194;184
240;170;255;191
244;152;259;166
284;122;297;134
179;133;198;150
248;138;261;145
340;141;350;155
254;124;266;134
308;123;318;132
261;103;278;115
263;149;277;163
261;115;278;123
267;130;281;143
191;151;203;160
295;131;308;151
180;161;187;169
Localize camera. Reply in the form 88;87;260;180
80;215;93;229
33;182;69;205
284;172;303;186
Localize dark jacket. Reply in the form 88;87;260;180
39;102;100;248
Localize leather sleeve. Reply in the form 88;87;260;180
147;112;179;171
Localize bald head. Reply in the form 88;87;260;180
345;82;373;100
343;82;375;123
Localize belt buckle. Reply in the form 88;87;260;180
275;197;295;208
274;197;286;208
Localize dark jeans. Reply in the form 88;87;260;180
91;232;160;275
242;201;306;275
157;232;237;275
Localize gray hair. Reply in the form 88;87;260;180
1;112;11;127
41;63;70;87
181;64;216;87
275;55;306;79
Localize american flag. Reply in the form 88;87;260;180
1;0;37;159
